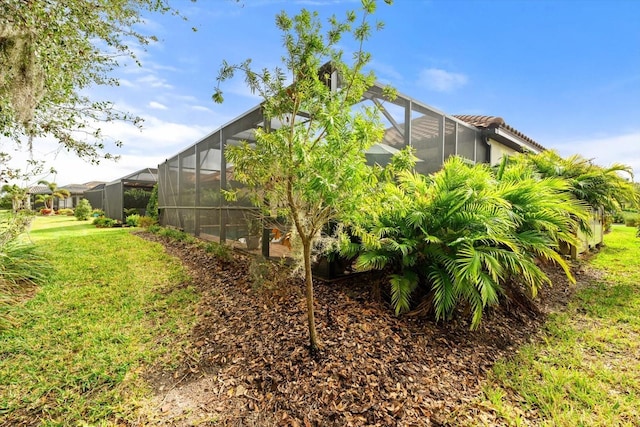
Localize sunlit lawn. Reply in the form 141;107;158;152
481;225;640;426
3;215;640;426
1;215;198;425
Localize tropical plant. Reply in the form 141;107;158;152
34;180;70;211
214;1;392;351
125;214;141;227
493;157;590;286
351;156;581;329
74;198;92;221
1;184;28;212
520;150;638;212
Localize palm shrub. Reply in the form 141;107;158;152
521;150;638;213
349;156;580;329
493;158;588;285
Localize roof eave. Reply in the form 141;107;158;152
486;128;545;153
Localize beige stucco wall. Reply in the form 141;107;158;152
487;138;518;165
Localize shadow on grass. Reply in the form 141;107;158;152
29;224;105;237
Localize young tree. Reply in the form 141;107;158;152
35;180;70;212
0;0;193;181
0;184;28;212
214;0;392;351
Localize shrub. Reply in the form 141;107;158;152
93;217;116;228
138;216;156;228
205;241;232;261
626;218;638;227
58;208;74;216
611;210;625;224
146;184;159;220
158;227;196;243
349;156;580;329
40;208;52;215
124;207;139;217
125;214;141;227
92;208;105;217
147;224;162;234
0;215;49;330
74;199;92;221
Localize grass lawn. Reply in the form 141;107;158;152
2;216;640;425
1;215;198;425
481;224;640;426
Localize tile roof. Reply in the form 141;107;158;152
453;115;545;151
28;185;50;194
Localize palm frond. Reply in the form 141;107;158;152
389;270;418;315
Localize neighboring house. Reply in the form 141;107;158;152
58;182;105;209
84;169;157;221
84;183;106;212
29;181;105;210
27;185;49;210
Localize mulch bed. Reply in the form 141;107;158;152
138;232;582;426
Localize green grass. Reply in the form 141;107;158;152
0;215;198;425
481;225;640;426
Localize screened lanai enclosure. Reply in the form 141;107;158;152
86;168;157;221
158;79;543;258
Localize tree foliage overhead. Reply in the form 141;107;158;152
214;0;393;351
0;0;186;181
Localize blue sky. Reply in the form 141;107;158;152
16;0;640;185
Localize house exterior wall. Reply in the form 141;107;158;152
487;138;518;165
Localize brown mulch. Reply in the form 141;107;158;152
137;232;583;426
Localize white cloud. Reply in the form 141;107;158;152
554;131;640;181
370;60;403;83
3;113;214;186
118;79;135;88
418;68;468;92
149;101;168;110
99;115;211;151
136;74;173;89
191;105;213;112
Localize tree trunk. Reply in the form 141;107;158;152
302;237;320;351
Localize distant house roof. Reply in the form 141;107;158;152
28;185;49;194
86;183;106;192
453;115;545;152
107;167;157;187
59;183;98;194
